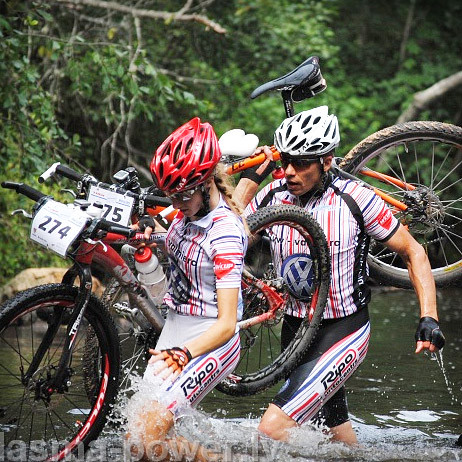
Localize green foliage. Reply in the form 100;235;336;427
1;0;461;285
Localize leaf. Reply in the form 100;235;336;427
107;27;117;40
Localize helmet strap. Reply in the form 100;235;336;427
195;184;211;217
298;166;331;206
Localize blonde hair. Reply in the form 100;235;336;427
213;164;250;234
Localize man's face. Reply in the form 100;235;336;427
283;155;333;196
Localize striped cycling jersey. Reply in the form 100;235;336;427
244;175;399;319
164;195;247;319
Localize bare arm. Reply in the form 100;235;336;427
383;224;443;353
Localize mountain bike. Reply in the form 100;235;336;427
0;180;330;460
226;55;462;289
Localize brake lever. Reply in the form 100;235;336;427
60;189;77;198
11;209;33;219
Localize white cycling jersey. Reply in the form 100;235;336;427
164;195;247;319
245;175;399;319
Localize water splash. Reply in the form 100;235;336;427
432;350;459;405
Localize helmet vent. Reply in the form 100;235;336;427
199;144;207;164
313;116;321;124
185;138;194;155
293;139;305;150
324;121;332;137
173;143;182;162
301;116;312;129
289;135;298;146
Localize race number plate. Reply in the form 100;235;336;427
30;200;89;257
87;185;134;226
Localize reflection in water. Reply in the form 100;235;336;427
2;287;461;461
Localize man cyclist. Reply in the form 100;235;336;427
234;105;445;444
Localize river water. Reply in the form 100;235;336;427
3;286;462;461
93;286;462;462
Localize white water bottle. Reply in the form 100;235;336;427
134;246;166;304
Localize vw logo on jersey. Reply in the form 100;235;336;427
281;253;315;301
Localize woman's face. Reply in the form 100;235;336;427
169;187;204;219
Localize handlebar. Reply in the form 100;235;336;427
39;163;81;183
38;163;172;209
2;181;135;238
97;219;136;238
1;181;48;202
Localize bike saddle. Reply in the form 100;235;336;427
250;56;326;102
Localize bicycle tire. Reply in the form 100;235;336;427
0;283;120;461
217;204;330;396
340;121;462;288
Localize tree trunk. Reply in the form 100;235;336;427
397;71;462;123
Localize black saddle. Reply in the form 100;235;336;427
250;56;326;102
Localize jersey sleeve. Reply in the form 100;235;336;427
209;216;247;289
353;185;400;241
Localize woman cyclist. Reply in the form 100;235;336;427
126;117;247;461
235;106;445;445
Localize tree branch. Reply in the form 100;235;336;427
397;71;462;123
398;0;415;69
53;0;226;34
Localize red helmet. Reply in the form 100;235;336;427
150;117;221;194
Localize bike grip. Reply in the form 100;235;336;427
98;219;136;238
1;181;46;202
226;146;281;175
143;194;172;208
38;162;61;183
55;164;85;182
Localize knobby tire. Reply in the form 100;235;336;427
341;121;462;288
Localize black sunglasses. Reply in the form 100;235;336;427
280;153;319;169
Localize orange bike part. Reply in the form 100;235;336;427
227;145;409;212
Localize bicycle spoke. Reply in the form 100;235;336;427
437;175;462;195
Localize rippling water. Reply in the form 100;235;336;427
95;286;462;462
3;286;461;461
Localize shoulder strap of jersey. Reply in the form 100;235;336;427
330;182;365;230
258;183;289;208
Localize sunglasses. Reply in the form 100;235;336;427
280;153;319;169
166;186;200;202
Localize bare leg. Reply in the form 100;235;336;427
258;403;298;441
258;403;358;446
126;401;223;461
328;420;358;445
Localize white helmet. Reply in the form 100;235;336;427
274;106;340;157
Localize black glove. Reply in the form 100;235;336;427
137;215;156;232
240;160;276;184
415;316;445;350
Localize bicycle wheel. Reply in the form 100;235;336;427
341;121;462;288
217;205;330;396
0;283;120;461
